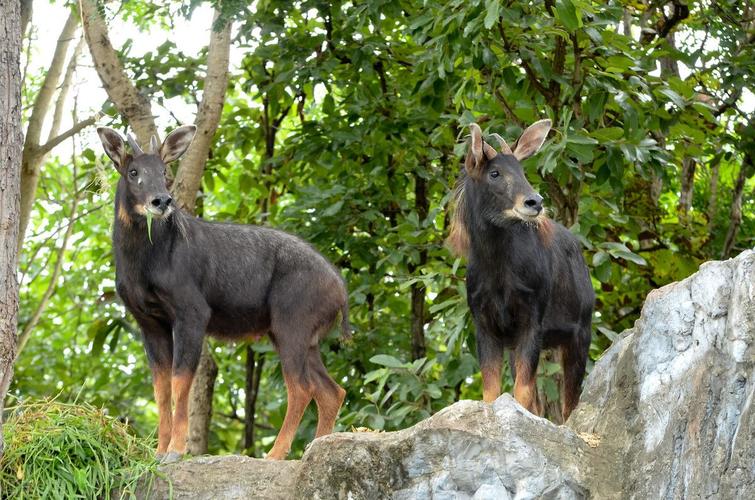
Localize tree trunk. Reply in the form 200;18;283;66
244;348;265;456
186;342;218;455
79;0;156;145
20;0;31;38
722;153;753;258
677;157;696;222
172;11;231;213
0;0;23;463
18;9;79;247
409;173;428;361
707;160;720;234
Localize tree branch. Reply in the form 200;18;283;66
640;1;690;44
49;36;86;141
498;19;553;101
79;0;156;144
18;9;80;248
38;115;97;156
23;10;78;153
16;147;81;358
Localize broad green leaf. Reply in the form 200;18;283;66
370;354;406;369
555;0;581;31
484;0;501;29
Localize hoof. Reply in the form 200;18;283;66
160;451;183;464
155;451;165;461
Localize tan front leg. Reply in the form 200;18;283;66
166;372;194;457
152;367;173;454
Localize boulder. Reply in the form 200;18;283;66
568;248;754;498
147;250;754;499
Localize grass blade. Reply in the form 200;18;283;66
146;210;153;244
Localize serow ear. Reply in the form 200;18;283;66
160;125;197;163
513;119;552;161
489;133;513;155
97;127;128;173
466;123;497;176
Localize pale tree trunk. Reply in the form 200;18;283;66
18;10;96;248
172;10;231;212
79;0;156;145
0;0;23;464
186;342;218;455
172;12;232;457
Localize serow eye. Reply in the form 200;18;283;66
490;170;500;179
129;169;138;178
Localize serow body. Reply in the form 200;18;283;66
447;120;594;420
97;126;349;462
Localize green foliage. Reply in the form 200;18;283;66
13;0;755;461
0;400;158;499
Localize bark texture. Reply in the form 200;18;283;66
186;342;218;456
172;11;231;213
79;0;156;145
0;0;23;463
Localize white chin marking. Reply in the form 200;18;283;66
514;208;540;220
140;205;171;219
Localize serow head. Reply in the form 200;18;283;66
464;120;551;225
97;125;196;220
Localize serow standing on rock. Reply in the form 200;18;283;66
97;126;350;462
446;120;594;420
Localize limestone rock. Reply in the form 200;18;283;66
569;249;754;498
144;455;299;499
144;250;754;499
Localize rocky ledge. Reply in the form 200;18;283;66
146;250;754;499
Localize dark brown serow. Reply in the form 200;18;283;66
447;120;594;420
97;126;350;462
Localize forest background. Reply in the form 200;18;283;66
8;0;754;458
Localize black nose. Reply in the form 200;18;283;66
524;194;543;213
151;194;172;211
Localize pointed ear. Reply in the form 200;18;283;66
97;127;128;173
160;125;197;163
513;119;551;161
466;123;494;176
489;133;513;155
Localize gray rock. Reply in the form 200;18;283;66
569;249;755;499
142;455;299;499
142;250;754;500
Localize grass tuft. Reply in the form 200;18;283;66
1;399;160;499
